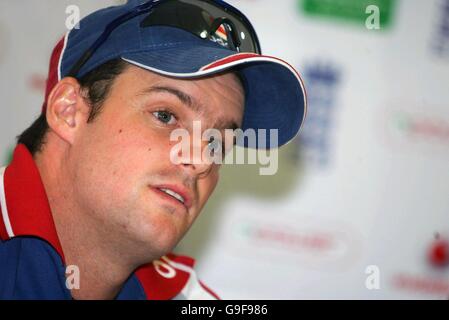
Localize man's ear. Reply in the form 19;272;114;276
45;77;90;145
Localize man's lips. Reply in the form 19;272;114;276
150;184;193;210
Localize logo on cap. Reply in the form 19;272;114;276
204;23;230;49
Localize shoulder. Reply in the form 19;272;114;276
135;253;219;300
0;237;69;299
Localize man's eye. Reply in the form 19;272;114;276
207;137;225;158
152;111;177;125
208;137;220;149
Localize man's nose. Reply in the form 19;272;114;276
177;137;215;177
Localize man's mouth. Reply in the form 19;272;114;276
158;188;185;204
151;184;192;210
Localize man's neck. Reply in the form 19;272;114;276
51;204;134;300
34;145;142;300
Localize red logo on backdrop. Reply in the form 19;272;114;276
230;218;363;271
391;233;449;298
428;234;449;268
382;108;449;155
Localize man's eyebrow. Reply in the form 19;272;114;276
140;85;202;113
213;119;239;131
139;85;240;130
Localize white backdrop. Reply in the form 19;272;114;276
1;0;448;299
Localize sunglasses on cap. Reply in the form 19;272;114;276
68;0;262;77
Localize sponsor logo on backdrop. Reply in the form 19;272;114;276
292;62;341;168
428;233;449;268
390;233;449;298
299;0;396;29
431;0;449;59
227;217;362;271
382;107;449;154
391;273;449;298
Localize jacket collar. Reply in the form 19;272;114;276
0;144;65;261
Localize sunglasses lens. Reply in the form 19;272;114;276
140;0;260;53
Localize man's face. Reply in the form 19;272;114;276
67;65;244;259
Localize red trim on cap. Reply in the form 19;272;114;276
202;52;305;86
42;36;66;114
201;52;260;71
201;52;308;120
0;144;65;261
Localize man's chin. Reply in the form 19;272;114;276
132;223;183;259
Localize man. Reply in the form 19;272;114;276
0;0;306;299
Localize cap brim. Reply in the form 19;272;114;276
122;48;307;149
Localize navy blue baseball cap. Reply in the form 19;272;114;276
43;0;307;148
